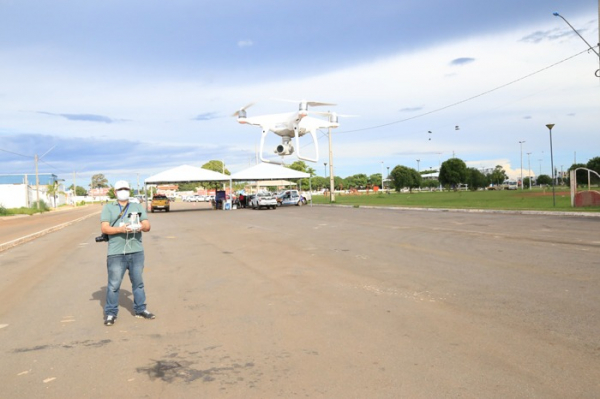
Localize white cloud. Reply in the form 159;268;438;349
237;39;254;48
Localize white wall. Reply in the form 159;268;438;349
0;184;29;208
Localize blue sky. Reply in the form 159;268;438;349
1;0;598;189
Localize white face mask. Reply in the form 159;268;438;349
116;190;130;201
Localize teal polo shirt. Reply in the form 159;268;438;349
100;201;148;256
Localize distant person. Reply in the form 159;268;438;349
100;180;155;326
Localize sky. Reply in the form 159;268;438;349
1;0;598;189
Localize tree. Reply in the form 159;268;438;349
287;161;314;190
368;173;382;189
566;163;589;187
466;167;487;190
202;160;230;175
200;160;230;191
390;166;422;192
586;157;600;174
537;174;552;185
488;165;508;186
69;184;87;196
586;157;600;184
439;158;468;189
46;182;65;208
91;174;108;189
345;174;368;189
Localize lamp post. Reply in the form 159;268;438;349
546;124;556;206
526;152;532;189
380;161;384;190
519;141;525;190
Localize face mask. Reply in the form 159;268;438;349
116;190;130;201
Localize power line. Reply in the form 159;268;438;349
334;47;595;135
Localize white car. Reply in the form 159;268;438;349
250;192;277;210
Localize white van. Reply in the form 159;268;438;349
502;180;518;190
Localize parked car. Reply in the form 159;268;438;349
276;190;306;207
251;192;277;210
151;194;170;212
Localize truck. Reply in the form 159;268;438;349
151;194;170;212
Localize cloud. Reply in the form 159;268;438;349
519;28;574;43
36;112;123;123
399;106;424;112
449;57;475;66
192;112;220;121
237;40;254;48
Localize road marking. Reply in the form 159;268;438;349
0;211;101;253
0;324;8;329
43;377;56;383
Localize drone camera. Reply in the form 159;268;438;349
275;143;294;156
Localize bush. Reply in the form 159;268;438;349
0;205;7;216
30;200;49;212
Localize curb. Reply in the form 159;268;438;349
0;210;102;253
312;204;600;217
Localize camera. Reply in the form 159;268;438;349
95;233;109;243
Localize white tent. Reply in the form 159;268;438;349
145;165;230;184
230;162;309;181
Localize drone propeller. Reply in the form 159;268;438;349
232;102;256;117
275;99;337;110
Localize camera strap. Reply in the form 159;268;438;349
110;204;129;227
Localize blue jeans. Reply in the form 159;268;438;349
105;251;147;317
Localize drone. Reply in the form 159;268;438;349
233;100;341;164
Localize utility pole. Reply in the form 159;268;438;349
519;141;525;190
526;152;532;189
328;126;335;202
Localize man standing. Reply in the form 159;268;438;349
100;180;155;326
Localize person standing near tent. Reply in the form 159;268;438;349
100;180;155;326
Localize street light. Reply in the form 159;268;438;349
380;161;384;190
546;124;556;206
519;141;525;190
526;152;532;189
416;159;420;172
324;162;327;177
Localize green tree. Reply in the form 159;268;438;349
90;173;109;189
202;160;230;175
421;179;439;189
586;157;600;184
466;168;487;190
345;174;368;189
565;163;588;187
178;182;198;192
390;166;422;192
586;157;600;174
439;158;468;189
488;165;508;186
368;173;382;189
201;160;230;191
537;174;552;185
69;184;87;196
287;161;314;190
46;183;66;208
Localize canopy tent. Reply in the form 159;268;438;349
256;180;296;187
230;162;309;181
145;165;230;184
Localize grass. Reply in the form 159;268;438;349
310;188;600;213
0;201;50;216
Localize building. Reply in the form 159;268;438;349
0;173;67;208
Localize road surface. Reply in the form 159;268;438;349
0;202;598;398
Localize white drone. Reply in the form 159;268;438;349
233;100;341;164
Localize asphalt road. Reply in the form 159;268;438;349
0;202;599;398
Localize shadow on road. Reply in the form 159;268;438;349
90;286;135;315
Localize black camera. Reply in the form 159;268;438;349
95;233;109;243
